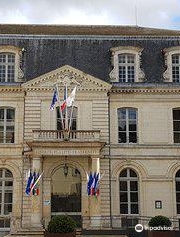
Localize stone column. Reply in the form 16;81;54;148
31;157;43;228
90;156;101;228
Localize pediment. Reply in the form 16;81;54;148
22;65;111;91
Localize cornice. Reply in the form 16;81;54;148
24;87;109;92
0;86;23;92
111;87;180;94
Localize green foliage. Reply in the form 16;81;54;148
149;215;172;227
47;215;76;233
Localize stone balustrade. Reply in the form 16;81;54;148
33;130;100;142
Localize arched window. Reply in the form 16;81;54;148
173;108;180;143
119;168;139;214
118;108;137;143
0;108;15;143
0;168;13;229
51;166;81;214
118;54;135;82
176;170;180;214
0;53;15;83
57;107;77;130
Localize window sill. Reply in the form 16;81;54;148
0;144;22;148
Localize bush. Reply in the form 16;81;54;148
149;215;172;227
47;215;76;233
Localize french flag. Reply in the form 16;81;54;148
25;171;33;196
61;85;67;111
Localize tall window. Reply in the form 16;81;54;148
0;53;15;83
0;169;13;229
176;170;180;214
172;54;180;83
57;107;77;130
0;108;15;144
173;108;180;143
119;168;139;214
118;108;137;143
118;54;135;82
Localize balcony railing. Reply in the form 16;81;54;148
33;130;100;142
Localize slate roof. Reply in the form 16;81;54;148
0;24;180;36
0;24;180;83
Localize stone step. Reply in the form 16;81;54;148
9;229;44;237
76;228;82;236
0;232;9;237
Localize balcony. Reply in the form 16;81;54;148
33;130;101;142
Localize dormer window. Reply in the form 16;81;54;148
109;46;145;83
0;53;15;82
163;46;180;82
118;54;135;82
0;45;24;83
172;54;180;82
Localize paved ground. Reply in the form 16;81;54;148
80;234;127;236
0;232;9;237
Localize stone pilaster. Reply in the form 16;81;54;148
89;156;101;228
31;157;43;228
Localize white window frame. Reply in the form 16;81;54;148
0;45;24;83
119;168;139;215
118;108;138;144
0;169;13;231
163;46;180;82
118;54;135;82
0;53;15;83
0;108;15;144
109;46;145;83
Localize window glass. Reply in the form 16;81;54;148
172;54;180;83
118;54;135;82
0;108;15;143
119;169;139;215
173;109;180;143
176;170;180;214
0;53;15;83
0;169;13;217
57;107;77;131
118;108;137;144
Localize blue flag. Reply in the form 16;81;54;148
25;171;33;195
50;86;58;111
87;172;94;196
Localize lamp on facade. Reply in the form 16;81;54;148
63;163;68;177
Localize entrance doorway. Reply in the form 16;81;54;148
51;166;81;226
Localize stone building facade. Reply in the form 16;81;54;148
0;24;180;236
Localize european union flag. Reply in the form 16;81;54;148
50;86;58;111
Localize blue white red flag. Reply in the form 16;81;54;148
93;173;99;196
61;84;67;111
25;171;33;195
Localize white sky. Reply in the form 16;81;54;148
0;0;180;29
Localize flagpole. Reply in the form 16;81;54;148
65;84;68;130
68;102;74;131
56;85;64;130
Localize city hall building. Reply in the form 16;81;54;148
0;24;180;236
